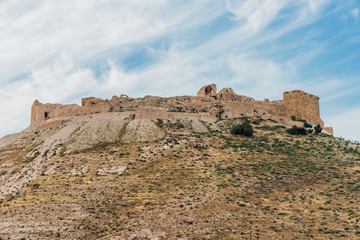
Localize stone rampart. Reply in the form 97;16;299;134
283;90;324;127
31;98;110;122
30;84;329;133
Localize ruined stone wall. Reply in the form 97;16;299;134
283;90;324;127
197;84;217;97
31;98;110;123
323;127;334;135
30;84;328;131
220;100;285;119
31;100;82;122
134;108;216;122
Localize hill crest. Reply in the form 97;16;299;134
1;85;360;239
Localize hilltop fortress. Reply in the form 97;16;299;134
30;84;333;134
0;84;335;200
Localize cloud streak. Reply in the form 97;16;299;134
0;1;359;141
352;8;359;23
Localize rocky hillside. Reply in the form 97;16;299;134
0;115;359;239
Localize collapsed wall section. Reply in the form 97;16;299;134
220;100;285;119
31;97;111;123
31;100;82;122
197;84;217;97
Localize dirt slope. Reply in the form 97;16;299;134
0;115;359;239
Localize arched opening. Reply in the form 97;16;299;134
44;112;49;119
205;86;213;96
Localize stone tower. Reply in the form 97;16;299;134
283;90;324;127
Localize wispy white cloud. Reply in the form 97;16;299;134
304;0;330;14
0;0;358;142
0;1;225;81
352;8;359;24
226;0;287;33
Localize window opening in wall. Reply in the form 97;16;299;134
44;112;49;119
205;86;213;96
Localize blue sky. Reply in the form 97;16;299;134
0;0;359;141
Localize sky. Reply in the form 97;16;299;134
0;0;359;141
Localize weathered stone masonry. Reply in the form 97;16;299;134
30;84;331;132
283;90;324;127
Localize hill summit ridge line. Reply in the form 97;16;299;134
30;84;332;134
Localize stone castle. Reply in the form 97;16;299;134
30;84;332;134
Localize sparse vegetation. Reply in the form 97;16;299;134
231;121;254;137
23;157;35;163
286;125;307;135
291;115;306;122
1;117;359;239
315;124;322;134
256;125;285;130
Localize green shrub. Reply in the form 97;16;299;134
314;124;322;134
286;126;307;135
243;126;254;137
291;115;306;122
297;118;306;122
24;157;35;163
256;125;285;130
231;121;253;137
231;124;243;135
251;117;264;125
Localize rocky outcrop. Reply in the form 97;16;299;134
96;166;127;176
121;119;165;143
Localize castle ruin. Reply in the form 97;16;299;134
30;84;332;134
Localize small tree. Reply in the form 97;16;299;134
286;125;307;135
231;121;253;137
242;121;254;137
231;124;243;135
314;124;322;134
